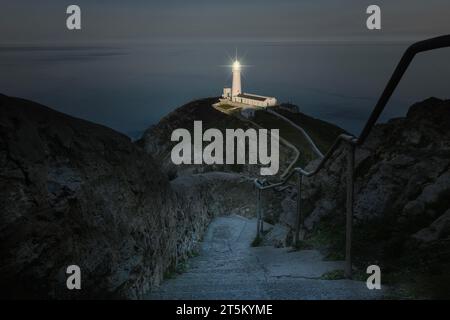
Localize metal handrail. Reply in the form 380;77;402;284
254;35;450;278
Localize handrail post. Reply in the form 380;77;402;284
345;143;355;279
260;191;264;234
256;188;261;238
294;173;303;246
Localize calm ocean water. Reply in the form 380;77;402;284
1;41;449;138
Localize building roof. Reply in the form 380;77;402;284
236;93;268;102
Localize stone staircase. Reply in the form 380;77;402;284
146;215;385;300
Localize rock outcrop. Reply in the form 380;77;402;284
279;98;450;265
0;94;254;299
413;209;450;243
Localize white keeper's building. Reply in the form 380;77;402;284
221;60;277;108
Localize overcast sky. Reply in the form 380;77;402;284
1;0;449;44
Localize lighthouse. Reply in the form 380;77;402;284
220;57;277;108
232;60;242;97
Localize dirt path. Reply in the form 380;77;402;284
266;109;324;158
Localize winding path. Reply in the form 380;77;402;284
266;109;324;158
147;215;385;300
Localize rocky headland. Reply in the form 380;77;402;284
1;93;449;299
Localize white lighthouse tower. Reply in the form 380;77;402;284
231;60;242;97
220;57;277;108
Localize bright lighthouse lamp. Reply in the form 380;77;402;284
233;60;241;70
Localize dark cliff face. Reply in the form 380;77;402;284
302;97;450;230
0;94;257;299
0;95;208;298
279;98;450;296
0;94;174;298
295;98;450;228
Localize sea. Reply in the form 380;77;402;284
1;40;449;139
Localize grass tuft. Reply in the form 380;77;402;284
251;235;263;247
320;269;345;280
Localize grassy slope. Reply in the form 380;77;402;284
141;98;346;172
251;107;346;167
273;107;346;153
